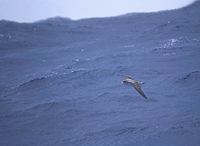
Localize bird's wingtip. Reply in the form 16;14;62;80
124;75;133;79
144;95;148;100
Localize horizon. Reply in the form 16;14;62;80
0;0;196;23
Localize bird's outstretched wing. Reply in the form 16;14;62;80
132;82;148;99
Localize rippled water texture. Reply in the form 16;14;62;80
0;1;200;146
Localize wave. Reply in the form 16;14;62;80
178;71;200;81
182;71;200;81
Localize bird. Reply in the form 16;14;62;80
122;75;148;99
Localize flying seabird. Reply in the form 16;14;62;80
122;75;148;99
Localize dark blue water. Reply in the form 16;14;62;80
0;1;200;146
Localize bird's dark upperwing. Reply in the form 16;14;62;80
132;82;148;99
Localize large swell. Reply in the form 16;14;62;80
0;1;200;146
